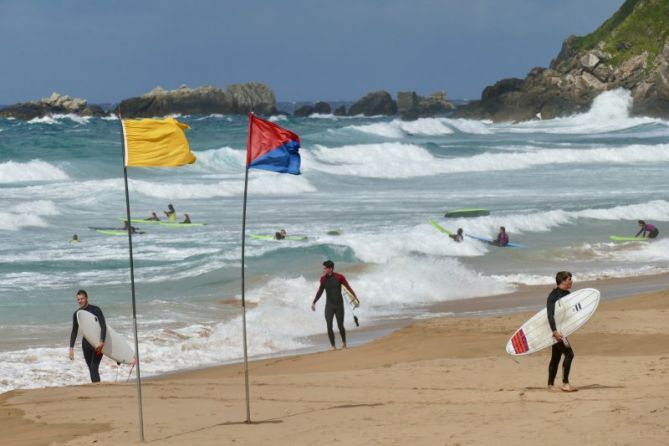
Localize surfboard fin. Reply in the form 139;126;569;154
353;315;359;327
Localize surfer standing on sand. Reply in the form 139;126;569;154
68;289;106;383
311;260;358;350
547;271;577;392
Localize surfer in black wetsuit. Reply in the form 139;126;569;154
546;271;577;392
68;289;106;383
311;260;359;350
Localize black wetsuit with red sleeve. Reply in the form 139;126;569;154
313;272;354;347
69;304;107;383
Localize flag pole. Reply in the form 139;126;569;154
119;112;146;441
240;113;253;423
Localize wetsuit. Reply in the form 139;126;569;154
546;287;574;386
493;231;509;247
313;272;355;347
636;223;659;239
69;304;106;383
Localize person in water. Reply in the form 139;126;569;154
450;228;464;243
122;221;138;234
182;213;192;224
491;226;509;246
311;260;359;350
164;204;176;222
547;271;577;392
146;212;160;221
69;289;106;383
70;234;80;243
275;229;287;240
635;220;659;239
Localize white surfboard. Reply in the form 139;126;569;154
342;286;360;308
76;310;135;364
506;288;600;356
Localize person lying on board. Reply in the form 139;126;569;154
181;213;192;224
635;220;659;239
274;229;287;240
145;212;160;221
122;221;138;234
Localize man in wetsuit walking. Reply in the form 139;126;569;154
311;260;358;350
547;271;577;392
69;289;106;383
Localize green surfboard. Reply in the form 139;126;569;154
444;208;490;218
609;235;649;242
428;219;452;235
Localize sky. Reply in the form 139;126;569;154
0;0;624;104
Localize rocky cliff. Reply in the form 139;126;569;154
457;0;669;122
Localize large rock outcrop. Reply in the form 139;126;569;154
348;91;397;116
117;82;276;117
397;90;455;120
457;0;669;122
0;93;106;120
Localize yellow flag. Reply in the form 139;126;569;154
122;118;196;167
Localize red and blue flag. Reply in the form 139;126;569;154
247;114;301;175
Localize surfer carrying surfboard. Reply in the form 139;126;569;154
546;271;577;392
68;289;106;383
311;260;359;350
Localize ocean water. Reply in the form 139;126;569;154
1;88;668;392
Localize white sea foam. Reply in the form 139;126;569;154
304;141;669;179
0;200;61;231
0;160;69;184
347;117;455;138
499;89;665;134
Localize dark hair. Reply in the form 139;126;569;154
555;271;572;285
323;260;335;269
638;220;645;225
76;289;88;298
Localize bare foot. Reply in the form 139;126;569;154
342;343;347;349
331;346;337;351
547;385;561;392
561;383;578;392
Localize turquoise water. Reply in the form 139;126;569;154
1;88;669;391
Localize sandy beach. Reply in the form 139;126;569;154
2;283;668;446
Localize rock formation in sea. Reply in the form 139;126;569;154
397;90;455;120
348;91;398;116
0;93;106;120
457;0;669;122
116;82;277;117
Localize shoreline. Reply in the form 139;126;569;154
3;276;668;445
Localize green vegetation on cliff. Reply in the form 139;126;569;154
573;0;669;65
